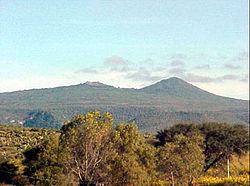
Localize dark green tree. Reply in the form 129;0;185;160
109;123;156;185
156;122;249;172
23;111;60;128
199;123;249;172
156;123;198;145
24;135;67;186
0;160;18;184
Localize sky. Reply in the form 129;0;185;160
0;0;249;99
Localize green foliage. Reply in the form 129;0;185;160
0;116;248;185
156;122;249;173
199;123;249;172
157;133;205;185
110;123;156;185
25;135;65;186
205;153;250;178
23;111;60;128
0;124;58;160
156;123;198;145
0;124;58;185
59;111;115;185
0;160;18;184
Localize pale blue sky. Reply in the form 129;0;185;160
0;0;249;99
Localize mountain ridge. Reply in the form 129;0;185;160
0;77;248;132
1;77;247;101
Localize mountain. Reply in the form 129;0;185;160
0;77;248;133
141;77;218;99
83;81;114;87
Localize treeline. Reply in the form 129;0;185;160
0;111;248;185
1;106;247;133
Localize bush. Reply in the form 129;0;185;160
12;175;31;186
193;176;249;186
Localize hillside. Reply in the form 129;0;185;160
0;124;58;161
141;77;226;100
0;77;248;132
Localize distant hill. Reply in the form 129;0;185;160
140;77;223;100
0;77;248;132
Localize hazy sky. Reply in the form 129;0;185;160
0;0;249;99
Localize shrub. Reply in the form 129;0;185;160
193;175;249;186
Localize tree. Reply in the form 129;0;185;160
157;133;205;185
156;122;249;172
0;160;18;184
59;111;115;185
33;135;65;185
23;111;60;128
109;123;156;185
198;123;249;172
23;135;67;186
156;123;198;146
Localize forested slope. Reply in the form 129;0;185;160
0;77;248;132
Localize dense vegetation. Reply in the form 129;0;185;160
0;111;248;185
0;125;58;160
23;111;60;129
0;78;248;132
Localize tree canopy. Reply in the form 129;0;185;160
0;114;248;185
23;111;60;128
156;122;249;172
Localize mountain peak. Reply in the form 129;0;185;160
143;77;189;89
158;77;187;84
165;77;185;81
139;77;215;99
83;81;108;87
